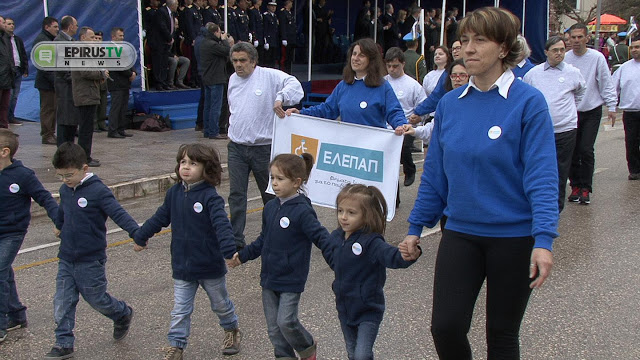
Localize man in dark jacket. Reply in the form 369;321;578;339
148;0;178;90
54;15;79;143
200;23;231;139
0;16;14;129
278;0;296;74
107;27;136;139
262;1;278;68
4;18;27;127
248;0;264;65
202;0;223;26
34;16;59;144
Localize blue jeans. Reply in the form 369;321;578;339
262;289;315;359
8;67;23;122
203;84;224;137
53;259;130;348
0;233;27;331
169;277;238;349
227;141;275;248
340;320;380;360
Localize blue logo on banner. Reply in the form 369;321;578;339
316;143;384;182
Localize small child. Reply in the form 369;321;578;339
0;129;58;343
229;153;329;360
316;184;421;360
133;143;241;360
45;142;138;360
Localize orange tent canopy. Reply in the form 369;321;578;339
589;14;627;25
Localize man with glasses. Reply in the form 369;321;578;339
524;36;586;212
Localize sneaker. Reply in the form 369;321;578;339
164;346;184;360
301;352;317;360
0;329;6;343
7;318;27;331
222;328;242;355
44;346;74;359
579;188;590;205
568;186;580;202
113;306;133;340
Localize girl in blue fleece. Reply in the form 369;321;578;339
230;153;328;360
316;184;421;360
133;144;241;359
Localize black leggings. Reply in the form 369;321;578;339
431;229;534;360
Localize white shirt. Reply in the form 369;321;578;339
384;74;426;118
11;35;20;67
459;69;515;99
422;68;444;96
228;66;303;145
564;48;617;112
612;59;640;111
523;61;586;133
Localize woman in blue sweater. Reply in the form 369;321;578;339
400;7;559;359
286;38;407;133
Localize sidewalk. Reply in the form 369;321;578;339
9;122;230;215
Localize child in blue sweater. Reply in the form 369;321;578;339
133;143;241;359
229;153;329;360
45;143;138;360
0;130;58;343
316;184;421;360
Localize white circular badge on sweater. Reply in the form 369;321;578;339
488;126;502;140
255;89;263;96
280;216;290;228
558;77;565;83
360;101;368;109
397;90;404;98
352;242;362;255
193;202;203;213
9;183;20;193
77;197;88;208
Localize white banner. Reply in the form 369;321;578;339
270;113;403;220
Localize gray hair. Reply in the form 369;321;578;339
515;34;531;62
230;42;258;62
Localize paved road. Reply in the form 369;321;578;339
2;119;640;359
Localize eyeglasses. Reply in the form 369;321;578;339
56;169;79;180
450;73;469;80
452;46;462;51
548;48;565;54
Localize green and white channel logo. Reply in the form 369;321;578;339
31;41;137;71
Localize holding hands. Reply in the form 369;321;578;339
226;252;242;268
399;235;421;261
133;243;146;252
402;124;416;136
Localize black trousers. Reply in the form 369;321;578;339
57;124;76;146
555;129;577;212
150;44;170;88
219;85;229;134
569;107;602;192
623;111;640;175
108;90;129;134
401;134;416;176
196;80;205;127
77;105;97;161
431;229;534;360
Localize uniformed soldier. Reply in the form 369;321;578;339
235;0;250;42
202;0;223;26
248;0;265;65
142;0;159;37
262;1;279;68
278;0;296;74
220;0;239;41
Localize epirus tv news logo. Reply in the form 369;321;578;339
31;41;137;71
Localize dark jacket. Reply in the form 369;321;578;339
278;8;296;43
54;31;78;125
0;160;58;235
134;182;236;281
317;229;415;326
8;34;28;75
248;7;264;45
109;68;134;91
202;6;223;27
34;29;56;90
0;31;14;89
200;31;230;86
56;175;139;262
238;195;330;293
263;11;279;47
71;70;103;107
148;5;173;47
234;8;250;42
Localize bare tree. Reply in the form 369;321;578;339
602;0;640;27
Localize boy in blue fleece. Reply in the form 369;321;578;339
133;143;241;359
45;143;138;360
0;129;58;343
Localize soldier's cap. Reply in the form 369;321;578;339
267;1;277;5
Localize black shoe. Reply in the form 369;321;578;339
113;306;133;340
118;131;133;137
7;318;27;331
404;173;416;187
42;137;57;145
44;346;74;359
9;118;23;125
195;123;203;132
0;329;6;343
94;128;104;133
87;159;101;167
628;173;640;180
108;132;125;138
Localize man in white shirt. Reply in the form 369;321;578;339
227;42;303;250
564;23;617;205
524;36;586;212
384;47;426;187
612;36;640;180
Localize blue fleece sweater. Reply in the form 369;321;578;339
316;229;415;326
512;58;535;80
135;182;236;281
408;80;559;250
0;160;58;235
238;194;330;293
56;175;139;262
300;79;407;129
